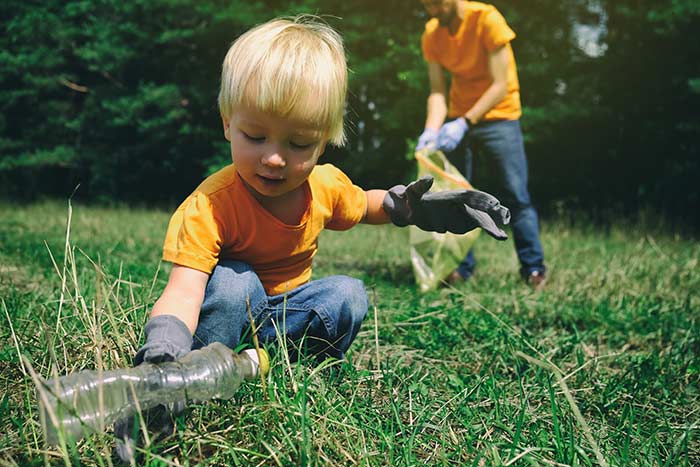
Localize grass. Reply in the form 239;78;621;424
0;199;699;466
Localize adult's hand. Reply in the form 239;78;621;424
436;117;469;152
382;175;510;240
416;128;438;150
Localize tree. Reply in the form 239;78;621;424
1;1;698;228
0;0;270;202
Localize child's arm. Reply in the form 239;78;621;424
150;264;209;333
362;189;391;224
131;264;208;365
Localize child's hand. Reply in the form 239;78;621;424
114;315;192;463
382;176;511;239
132;314;193;365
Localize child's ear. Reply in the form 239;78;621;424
221;116;231;141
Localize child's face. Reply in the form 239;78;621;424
223;107;327;201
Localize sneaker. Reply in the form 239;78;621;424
444;270;471;285
526;270;546;290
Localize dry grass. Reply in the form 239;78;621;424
1;200;699;466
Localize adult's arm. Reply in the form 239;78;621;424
424;61;449;131
463;44;509;124
150;264;209;334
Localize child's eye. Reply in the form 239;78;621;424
241;131;265;143
290;141;315;150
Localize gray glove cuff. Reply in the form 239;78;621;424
382;185;411;227
134;314;193;365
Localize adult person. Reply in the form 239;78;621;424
416;0;546;288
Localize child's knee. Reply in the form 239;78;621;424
335;277;368;330
194;261;266;350
204;260;265;310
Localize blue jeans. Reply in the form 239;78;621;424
191;261;368;361
445;119;545;278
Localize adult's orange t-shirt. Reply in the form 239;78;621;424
162;163;367;295
421;1;522;121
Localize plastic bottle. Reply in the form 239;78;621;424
36;343;269;445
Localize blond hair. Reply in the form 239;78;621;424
218;16;347;146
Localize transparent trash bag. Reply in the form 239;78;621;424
410;148;480;292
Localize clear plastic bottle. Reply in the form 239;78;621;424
37;343;269;445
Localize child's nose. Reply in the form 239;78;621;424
261;149;286;168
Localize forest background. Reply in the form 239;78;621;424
1;0;699;229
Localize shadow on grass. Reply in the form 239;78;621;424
317;258;415;287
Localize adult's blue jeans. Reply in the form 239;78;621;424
444;119;545;278
191;260;368;361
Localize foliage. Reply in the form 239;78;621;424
506;0;700;227
1;202;699;465
0;0;267;202
0;1;699;227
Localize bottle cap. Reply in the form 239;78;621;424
256;348;270;377
242;348;270;377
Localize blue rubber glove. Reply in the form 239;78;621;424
416;128;438;150
382;175;511;240
436;117;469;152
114;315;193;464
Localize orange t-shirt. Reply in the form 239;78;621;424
421;1;521;120
162;163;368;295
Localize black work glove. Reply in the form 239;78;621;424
114;314;192;464
382;176;511;240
